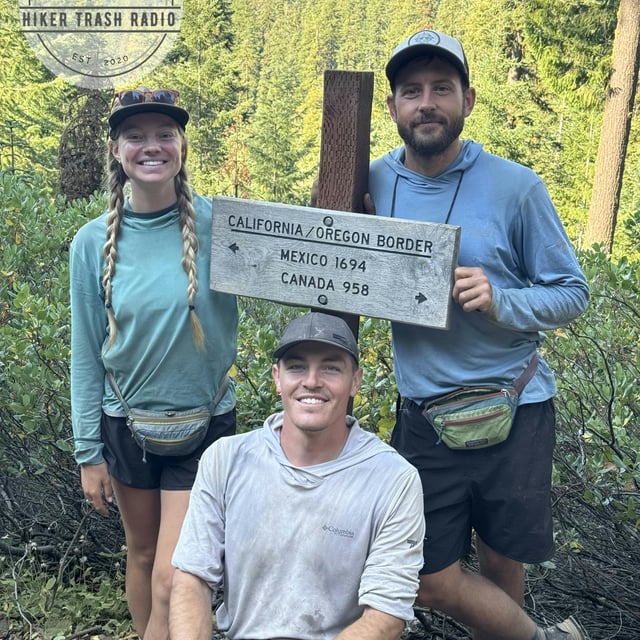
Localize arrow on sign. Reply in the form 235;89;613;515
228;243;239;254
415;292;427;304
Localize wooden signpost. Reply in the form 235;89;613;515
315;70;373;215
312;70;374;343
210;70;460;330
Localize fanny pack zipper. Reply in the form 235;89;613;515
428;388;513;412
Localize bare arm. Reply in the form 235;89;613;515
335;607;405;640
169;569;214;640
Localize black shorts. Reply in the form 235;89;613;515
101;409;236;490
391;398;556;573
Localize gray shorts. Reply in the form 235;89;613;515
101;409;236;490
391;398;556;573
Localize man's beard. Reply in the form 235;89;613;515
397;112;465;157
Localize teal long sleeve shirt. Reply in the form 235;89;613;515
70;195;238;465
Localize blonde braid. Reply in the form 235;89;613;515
175;153;205;350
102;152;127;351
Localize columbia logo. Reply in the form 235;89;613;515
322;524;355;538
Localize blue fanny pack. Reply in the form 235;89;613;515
107;372;230;462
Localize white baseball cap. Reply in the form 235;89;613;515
385;30;469;88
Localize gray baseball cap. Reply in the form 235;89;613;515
273;312;359;364
385;30;469;88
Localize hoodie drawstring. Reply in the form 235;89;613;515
390;169;465;224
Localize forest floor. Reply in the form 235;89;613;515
1;470;637;640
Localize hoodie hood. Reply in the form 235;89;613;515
384;139;482;183
262;411;394;489
370;140;483;221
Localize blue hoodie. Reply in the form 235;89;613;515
369;140;589;404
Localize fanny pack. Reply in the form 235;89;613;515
107;372;231;462
422;354;538;450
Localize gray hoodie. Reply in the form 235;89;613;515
172;412;425;639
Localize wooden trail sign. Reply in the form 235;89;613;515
210;196;460;329
209;70;460;329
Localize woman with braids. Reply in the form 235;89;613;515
69;88;238;639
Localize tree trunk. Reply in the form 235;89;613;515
584;0;640;253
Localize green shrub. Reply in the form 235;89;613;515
0;173;127;636
546;248;639;530
0;173;102;467
0;560;131;639
1;172;639;636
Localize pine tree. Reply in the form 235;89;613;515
584;0;640;252
0;2;72;184
247;3;313;203
145;0;240;193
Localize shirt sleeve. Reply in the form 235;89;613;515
358;466;425;621
490;180;589;332
70;228;108;465
172;441;227;590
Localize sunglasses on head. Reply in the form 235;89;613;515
114;89;180;107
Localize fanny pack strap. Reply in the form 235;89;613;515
107;371;132;415
209;375;231;413
512;353;539;395
106;371;231;415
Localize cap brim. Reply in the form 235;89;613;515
108;102;189;131
273;338;358;363
386;45;468;86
